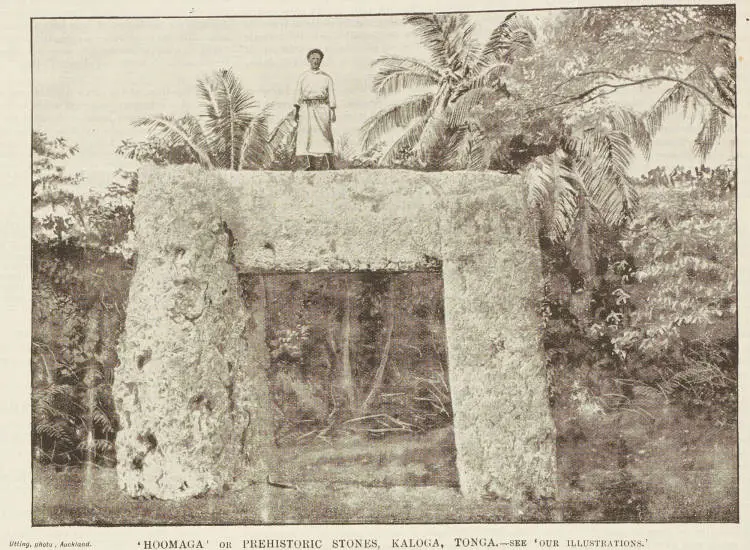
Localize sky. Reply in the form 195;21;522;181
32;12;735;191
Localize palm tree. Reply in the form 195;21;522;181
528;109;650;241
134;68;272;170
524;108;652;323
360;12;536;169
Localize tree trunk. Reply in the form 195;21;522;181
360;284;395;413
338;275;356;410
569;197;595;326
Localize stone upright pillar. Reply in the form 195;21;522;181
440;184;558;503
114;167;273;499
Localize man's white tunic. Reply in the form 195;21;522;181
295;69;336;155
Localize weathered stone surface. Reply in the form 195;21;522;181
220;170;443;272
115;167;273;499
440;186;558;501
116;165;557;503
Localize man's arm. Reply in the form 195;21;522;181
328;75;336;122
293;75;303;122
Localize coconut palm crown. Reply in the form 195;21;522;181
360;12;536;168
134;68;271;171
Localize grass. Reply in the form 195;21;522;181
33;428;519;525
33;405;737;525
556;401;737;522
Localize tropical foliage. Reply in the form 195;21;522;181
527;108;648;241
612;166;736;410
134;68;272;170
494;5;734;323
115;134;196;167
32;289;119;466
544;164;736;424
32;131;134;466
33;131;83;198
361;12;537;169
258;273;451;444
527;6;735;161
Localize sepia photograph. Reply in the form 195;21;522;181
27;2;738;528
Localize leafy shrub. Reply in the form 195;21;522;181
612;169;736;416
32;358;118;466
545;165;736;417
32;279;124;466
32;131;134;467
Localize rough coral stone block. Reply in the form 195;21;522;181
115;166;556;503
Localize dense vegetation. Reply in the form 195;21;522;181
257;272;451;445
32;131;135;466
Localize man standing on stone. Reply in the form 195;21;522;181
294;48;336;170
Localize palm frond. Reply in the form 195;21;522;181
464;61;512;91
37;421;74;446
526;151;580;242
77;437;115;455
209;68;257;123
33;396;74;422
447;86;496;126
360;93;434;151
39;383;77;399
710;66;736;110
268;109;297;146
442;125;487;170
404;14;481;72
92;409;116;434
197;76;229;165
238;105;272;170
207;69;257;169
566;129;638;228
645;65;731;136
133;114;214;168
379;115;428;166
694;106;727;160
573;155;629;228
371;56;441;96
606;108;652;159
454;21;483;74
549;157;580;242
646;82;693;135
196;78;221;125
415;111;449;165
482;12;537;63
442;126;470;170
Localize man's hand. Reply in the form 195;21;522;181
294;104;300;123
331;108;337;123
